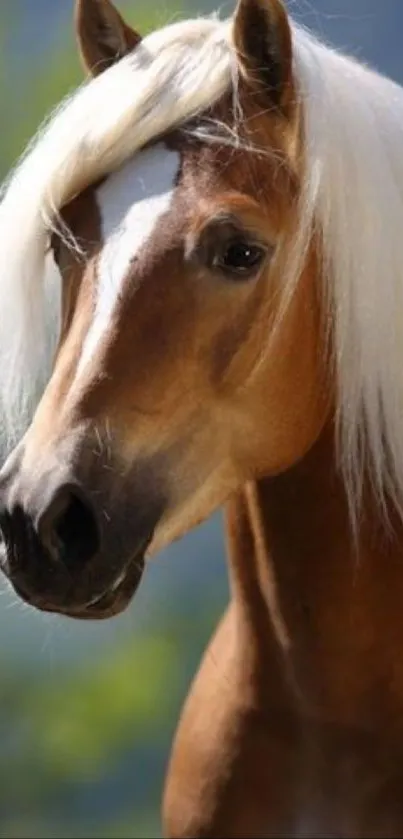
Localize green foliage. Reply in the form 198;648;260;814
0;606;221;838
28;634;179;778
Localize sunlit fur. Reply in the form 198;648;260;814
1;13;403;523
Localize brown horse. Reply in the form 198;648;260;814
1;0;403;834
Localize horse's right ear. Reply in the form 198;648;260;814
233;0;293;114
75;0;141;77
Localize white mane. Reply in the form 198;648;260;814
1;12;403;522
292;27;403;519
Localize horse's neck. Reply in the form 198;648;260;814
225;425;403;731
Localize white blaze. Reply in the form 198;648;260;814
78;143;180;375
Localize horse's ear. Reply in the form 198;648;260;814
233;0;293;113
75;0;141;77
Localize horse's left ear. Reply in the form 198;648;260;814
75;0;141;77
233;0;293;113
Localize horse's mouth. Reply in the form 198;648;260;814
0;522;152;621
5;547;147;620
69;546;148;620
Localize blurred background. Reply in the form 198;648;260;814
1;1;402;836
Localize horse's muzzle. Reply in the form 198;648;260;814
0;438;165;619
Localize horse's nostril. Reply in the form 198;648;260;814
40;488;100;572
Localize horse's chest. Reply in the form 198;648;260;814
289;724;403;837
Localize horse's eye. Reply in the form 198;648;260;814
213;238;267;278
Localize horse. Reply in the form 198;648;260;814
2;0;403;834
